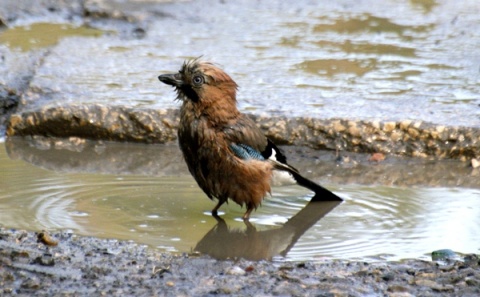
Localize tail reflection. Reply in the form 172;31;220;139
194;198;341;261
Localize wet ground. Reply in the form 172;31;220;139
1;227;478;297
1;0;479;127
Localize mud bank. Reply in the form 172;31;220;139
1;228;479;296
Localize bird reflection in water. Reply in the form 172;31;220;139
194;198;341;261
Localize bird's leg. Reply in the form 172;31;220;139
242;204;254;221
211;199;225;217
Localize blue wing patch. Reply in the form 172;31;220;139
230;143;265;161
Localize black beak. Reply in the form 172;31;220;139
158;73;182;87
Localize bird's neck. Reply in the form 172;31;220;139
193;86;240;126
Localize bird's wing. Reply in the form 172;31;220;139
223;115;294;168
224;116;342;200
229;143;265;161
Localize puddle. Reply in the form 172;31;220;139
0;22;105;51
1;138;479;261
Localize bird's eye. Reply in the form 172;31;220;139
192;75;204;85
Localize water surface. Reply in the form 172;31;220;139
2;139;479;261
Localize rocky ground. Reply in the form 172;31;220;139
1;228;479;297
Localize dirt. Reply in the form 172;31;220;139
1;228;479;297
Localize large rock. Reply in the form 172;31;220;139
7;104;179;143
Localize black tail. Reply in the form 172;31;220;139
291;171;343;201
269;160;343;202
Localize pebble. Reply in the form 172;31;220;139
472;158;480;168
226;266;246;276
383;121;396;132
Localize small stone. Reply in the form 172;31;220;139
436;125;445;133
407;127;419;138
471;158;480;168
463;254;479;266
390;131;402;141
399;120;412;130
431;249;456;261
301;278;320;287
412;151;428;158
6;114;23;136
33;254;55;266
226;266;245;276
369;153;385;162
415;279;453;292
387;285;410;293
383;121;396;133
388;293;415;297
432;284;454;292
413;121;422;128
37;231;58;246
26;115;35;127
465;277;480;287
166;281;175;287
382;272;395;281
348;124;361;137
21;277;40;289
415;279;438;287
332;120;346;132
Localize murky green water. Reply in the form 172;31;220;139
1;138;479;261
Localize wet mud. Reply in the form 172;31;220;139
1;228;479;296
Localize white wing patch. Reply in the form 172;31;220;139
268;148;277;160
271;170;296;186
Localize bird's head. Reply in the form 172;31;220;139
158;58;238;107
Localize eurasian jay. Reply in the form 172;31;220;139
158;58;342;220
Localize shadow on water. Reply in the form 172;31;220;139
195;200;341;261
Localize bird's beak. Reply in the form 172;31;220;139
158;73;183;87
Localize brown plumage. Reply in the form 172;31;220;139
158;58;341;220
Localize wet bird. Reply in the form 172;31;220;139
158;58;342;220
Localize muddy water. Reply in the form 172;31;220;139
1;0;479;126
0;22;104;51
1;138;479;261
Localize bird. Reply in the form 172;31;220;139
158;58;342;220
